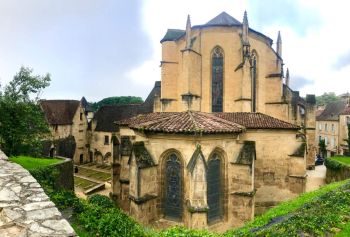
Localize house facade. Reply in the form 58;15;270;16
316;93;350;156
40;98;90;164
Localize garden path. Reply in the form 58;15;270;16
305;165;326;192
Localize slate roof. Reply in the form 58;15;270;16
160;29;185;43
80;97;94;112
205;11;241;26
40;100;80;125
340;105;350;115
160;11;273;46
117;111;299;134
94;81;161;132
316;100;348;121
215;112;300;130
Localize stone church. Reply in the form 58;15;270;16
111;11;316;231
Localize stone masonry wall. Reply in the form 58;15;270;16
0;150;76;237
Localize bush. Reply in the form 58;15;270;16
30;165;59;193
88;194;114;209
50;191;85;214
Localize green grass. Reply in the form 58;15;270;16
331;156;350;165
77;167;111;181
9;156;62;170
74;176;99;191
225;179;349;236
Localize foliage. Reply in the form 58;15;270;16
316;92;341;106
0;66;51;156
347;123;350;155
225;179;348;236
325;157;346;170
319;139;327;158
29;165;60;193
9;156;62;170
88;194;114;208
159;227;216;237
50;190;85;213
90;96;143;111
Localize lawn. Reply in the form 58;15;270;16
9;156;63;170
74;176;100;191
77;166;111;181
331;156;350;165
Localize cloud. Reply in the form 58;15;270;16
289;75;314;90
333;51;350;70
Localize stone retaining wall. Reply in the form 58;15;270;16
325;158;350;183
0;150;76;236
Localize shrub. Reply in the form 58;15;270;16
50;191;85;214
88;194;114;209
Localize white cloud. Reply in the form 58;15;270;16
129;0;350;97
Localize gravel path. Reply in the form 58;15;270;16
305;165;326;192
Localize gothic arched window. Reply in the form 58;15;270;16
207;153;222;223
250;52;257;112
164;153;182;220
212;47;224;112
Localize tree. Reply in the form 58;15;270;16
0;67;51;156
316;92;340;106
318;139;327;158
90;96;144;111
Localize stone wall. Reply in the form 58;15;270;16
0;150;76;236
325;159;350;183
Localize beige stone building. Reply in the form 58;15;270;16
111;11;316;231
316;93;350;156
40;98;90;164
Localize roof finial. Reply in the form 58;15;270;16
242;10;249;46
186;14;192;49
285;68;290;86
277;31;282;57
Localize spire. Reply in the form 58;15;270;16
285;68;290;87
277;31;282;57
242;10;249;45
186;14;192;49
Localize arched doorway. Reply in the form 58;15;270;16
49;148;55;158
207;153;222;223
164;153;182;221
79;154;84;164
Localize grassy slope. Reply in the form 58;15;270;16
331;156;350;165
224;179;348;236
9;156;62;170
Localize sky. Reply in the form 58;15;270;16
0;0;349;102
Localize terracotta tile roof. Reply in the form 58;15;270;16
40;100;80;125
117;111;299;134
117;111;244;134
214;112;300;130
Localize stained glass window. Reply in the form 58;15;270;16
251;53;257;112
212;47;224;112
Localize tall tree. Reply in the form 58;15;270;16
90;96;144;111
318;139;327;158
0;67;51;156
347;123;350;156
316;92;340;106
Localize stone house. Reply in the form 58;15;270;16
40;98;90;164
89;82;161;164
316;93;350;156
111;11;316;231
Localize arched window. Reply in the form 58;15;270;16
250;52;257;112
207;153;222;223
212;47;224;112
164;153;182;220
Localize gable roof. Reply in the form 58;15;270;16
40;100;80;125
160;29;185;43
80;97;94;112
117;111;244;134
205;11;241;26
215;112;300;130
94;81;161;132
316;100;347;121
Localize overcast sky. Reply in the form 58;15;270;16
0;0;349;102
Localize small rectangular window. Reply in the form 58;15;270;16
331;124;334;132
318;123;322;131
325;123;328;131
104;135;109;145
80;113;83;121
